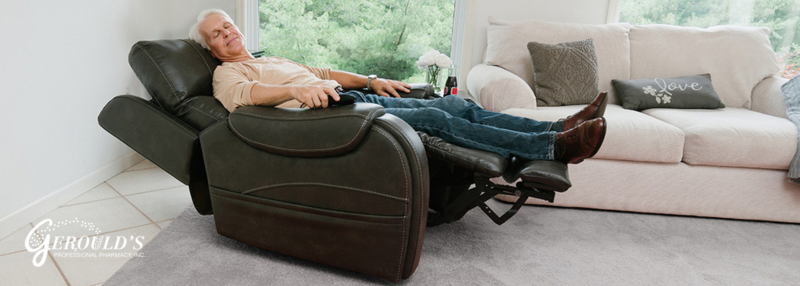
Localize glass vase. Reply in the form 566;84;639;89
426;66;442;92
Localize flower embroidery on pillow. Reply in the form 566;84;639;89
642;85;672;104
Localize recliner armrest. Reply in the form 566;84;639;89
346;83;437;99
228;104;386;157
401;83;437;99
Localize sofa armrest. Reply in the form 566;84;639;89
751;76;790;119
466;64;537;111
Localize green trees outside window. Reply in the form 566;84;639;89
258;0;455;83
620;0;800;78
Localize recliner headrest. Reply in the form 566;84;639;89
128;39;228;130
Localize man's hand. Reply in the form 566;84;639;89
370;78;411;98
293;85;340;108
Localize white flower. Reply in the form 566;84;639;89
662;95;671;104
419;50;439;65
435;54;451;69
417;50;451;70
422;49;440;58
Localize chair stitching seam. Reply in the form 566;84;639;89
134;43;180;105
376;121;424;280
422;140;498;174
180;100;223;121
242;182;408;202
228;108;379;152
182;39;214;75
373;127;409;282
235;110;371;121
131;44;163;109
120;96;197;136
379;122;423;215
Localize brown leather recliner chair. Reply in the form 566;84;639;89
98;39;571;282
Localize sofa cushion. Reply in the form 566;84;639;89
628;25;780;109
527;38;599;106
502;105;685;163
643;108;797;170
486;17;632;105
612;74;725;111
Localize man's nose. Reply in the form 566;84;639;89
222;29;231;37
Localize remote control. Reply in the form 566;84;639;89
329;93;357;106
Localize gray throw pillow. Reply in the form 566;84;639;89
527;38;599;106
612;74;725;111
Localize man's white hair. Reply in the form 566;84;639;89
189;9;234;49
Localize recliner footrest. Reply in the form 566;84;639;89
420;134;572;226
417;132;508;178
504;158;571;192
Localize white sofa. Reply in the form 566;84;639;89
467;17;800;223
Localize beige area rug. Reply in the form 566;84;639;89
105;200;800;285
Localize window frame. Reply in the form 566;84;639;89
607;0;622;23
236;0;260;53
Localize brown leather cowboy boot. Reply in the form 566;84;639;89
555;117;607;164
563;92;608;131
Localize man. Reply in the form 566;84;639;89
189;9;607;164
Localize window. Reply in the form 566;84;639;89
618;0;800;78
256;0;456;83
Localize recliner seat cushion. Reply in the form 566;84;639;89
643;108;797;170
502;105;685;163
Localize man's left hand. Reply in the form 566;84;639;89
371;78;411;98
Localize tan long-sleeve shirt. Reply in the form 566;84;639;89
212;57;341;111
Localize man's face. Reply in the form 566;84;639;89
199;13;246;60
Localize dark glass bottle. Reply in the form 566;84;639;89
443;64;457;96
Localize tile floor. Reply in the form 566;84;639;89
0;159;192;286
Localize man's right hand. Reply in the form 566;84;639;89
293;85;341;109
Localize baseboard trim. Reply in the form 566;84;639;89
0;152;144;240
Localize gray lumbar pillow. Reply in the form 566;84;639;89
612;74;725;111
527;38;599;106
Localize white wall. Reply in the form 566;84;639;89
0;0;234;239
0;0;614;239
458;0;613;98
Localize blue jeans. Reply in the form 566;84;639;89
347;91;564;161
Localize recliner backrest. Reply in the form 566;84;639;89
128;39;229;130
